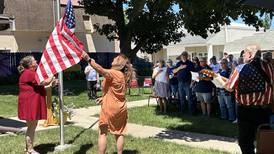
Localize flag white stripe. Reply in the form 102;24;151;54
229;72;239;89
40;56;53;78
45;44;62;73
62;30;84;53
52;28;72;68
62;40;81;63
36;67;44;83
268;85;272;103
252;93;255;103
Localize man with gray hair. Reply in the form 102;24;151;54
214;44;273;154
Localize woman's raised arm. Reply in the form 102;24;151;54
82;52;110;78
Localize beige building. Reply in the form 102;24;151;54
0;0;119;53
224;30;274;58
152;23;261;63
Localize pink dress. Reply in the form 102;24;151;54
18;69;47;120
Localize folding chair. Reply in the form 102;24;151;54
128;79;141;96
256;123;274;154
143;77;153;94
148;93;159;106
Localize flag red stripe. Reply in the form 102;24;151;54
39;62;49;81
56;24;76;65
49;29;67;70
60;40;77;65
62;33;82;61
63;25;84;57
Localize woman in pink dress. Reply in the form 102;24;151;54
17;56;56;154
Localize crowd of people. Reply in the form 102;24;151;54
16;44;273;154
152;51;245;123
152;45;273;154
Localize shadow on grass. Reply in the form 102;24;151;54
67;119;99;144
113;149;140;154
34;143;56;154
151;103;238;139
73;143;94;154
155;129;237;143
35;143;94;154
34;120;98;154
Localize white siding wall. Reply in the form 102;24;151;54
226;28;257;43
0;35;18;52
213;45;224;60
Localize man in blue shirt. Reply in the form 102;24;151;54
173;51;194;114
166;59;178;98
217;59;235;121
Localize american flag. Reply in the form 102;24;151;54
36;0;84;83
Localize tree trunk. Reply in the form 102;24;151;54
115;1;136;60
119;34;133;59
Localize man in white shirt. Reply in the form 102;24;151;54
84;64;99;100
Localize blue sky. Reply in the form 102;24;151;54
234;18;274;29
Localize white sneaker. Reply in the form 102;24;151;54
232;119;238;124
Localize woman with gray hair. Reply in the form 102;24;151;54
152;59;169;113
17;56;56;154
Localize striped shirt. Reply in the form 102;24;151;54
227;62;273;106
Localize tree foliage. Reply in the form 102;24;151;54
179;0;273;38
81;0;273;58
262;13;272;31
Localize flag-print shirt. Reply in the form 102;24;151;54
226;62;273;106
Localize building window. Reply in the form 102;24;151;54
83;15;90;21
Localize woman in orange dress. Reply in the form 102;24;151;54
82;53;134;154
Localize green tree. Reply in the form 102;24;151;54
262;13;272;31
81;0;273;58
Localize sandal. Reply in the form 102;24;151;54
26;149;40;154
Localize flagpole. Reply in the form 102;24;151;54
55;0;71;150
56;0;65;146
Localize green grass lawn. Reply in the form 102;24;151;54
127;106;238;138
0;80;150;117
0;126;227;154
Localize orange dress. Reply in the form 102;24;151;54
99;69;127;135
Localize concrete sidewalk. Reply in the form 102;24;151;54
70;99;241;154
4;99;241;153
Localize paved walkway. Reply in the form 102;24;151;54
2;99;241;153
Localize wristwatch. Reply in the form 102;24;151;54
88;58;95;63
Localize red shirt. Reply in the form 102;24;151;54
18;69;47;120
